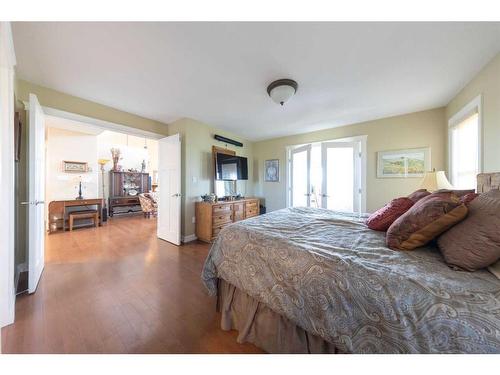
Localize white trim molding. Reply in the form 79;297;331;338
0;22;16;329
22;103;166;140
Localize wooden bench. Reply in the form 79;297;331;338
68;210;99;231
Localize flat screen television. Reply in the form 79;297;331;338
215;153;248;181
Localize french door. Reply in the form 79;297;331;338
289;141;362;212
290;144;311;207
321;142;360;212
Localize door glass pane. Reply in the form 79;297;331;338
292;150;308;207
326;147;353;212
310;145;322;208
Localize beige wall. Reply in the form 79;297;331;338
253;108;447;213
45;128;99;225
15;79;169;136
446;52;500;173
168;118;254;239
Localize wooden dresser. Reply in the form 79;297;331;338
195;198;260;243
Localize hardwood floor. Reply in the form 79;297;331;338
1;215;263;354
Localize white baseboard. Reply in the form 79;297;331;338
182;234;197;243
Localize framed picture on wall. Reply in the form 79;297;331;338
377;147;430;178
63;160;89;173
264;159;280;182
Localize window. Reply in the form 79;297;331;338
448;96;482;189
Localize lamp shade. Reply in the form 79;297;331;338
419;170;453;192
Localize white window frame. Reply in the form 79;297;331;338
448;95;483;188
286;135;367;213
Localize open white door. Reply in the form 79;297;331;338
321;141;361;213
27;94;46;293
290;144;311;207
157;133;181;245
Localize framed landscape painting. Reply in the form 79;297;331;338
377;147;430;178
63;160;89;173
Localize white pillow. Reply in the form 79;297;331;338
488;260;500;279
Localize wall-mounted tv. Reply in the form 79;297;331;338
215;153;248;181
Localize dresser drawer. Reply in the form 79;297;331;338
233;202;245;221
212;223;231;239
246;207;258;218
213;212;232;226
246;200;258;209
212;204;232;214
110;197;139;205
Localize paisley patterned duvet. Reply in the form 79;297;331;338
201;207;500;353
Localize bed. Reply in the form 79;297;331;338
201;175;500;354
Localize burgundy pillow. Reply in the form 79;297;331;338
460;192;479;206
435;189;475;198
407;189;431;203
437;189;500;271
387;192;468;250
366;197;414;231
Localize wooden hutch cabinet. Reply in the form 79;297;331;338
109;171;150;216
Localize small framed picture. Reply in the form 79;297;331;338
377;147;430;178
264;159;280;182
63;160;89;173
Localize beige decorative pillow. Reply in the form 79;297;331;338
437;189;500;271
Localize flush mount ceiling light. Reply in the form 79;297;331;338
267;79;298;106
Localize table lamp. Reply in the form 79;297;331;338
419;169;453;192
74;175;84;200
98;159;110;221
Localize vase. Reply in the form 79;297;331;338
112;156;120;171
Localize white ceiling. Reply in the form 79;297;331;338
12;22;500;141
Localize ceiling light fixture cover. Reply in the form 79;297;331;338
267;79;298;106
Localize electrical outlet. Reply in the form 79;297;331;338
192;216;196;224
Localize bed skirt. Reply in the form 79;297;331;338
217;279;340;354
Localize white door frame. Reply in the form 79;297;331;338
21;105;165;140
0;22;17;328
